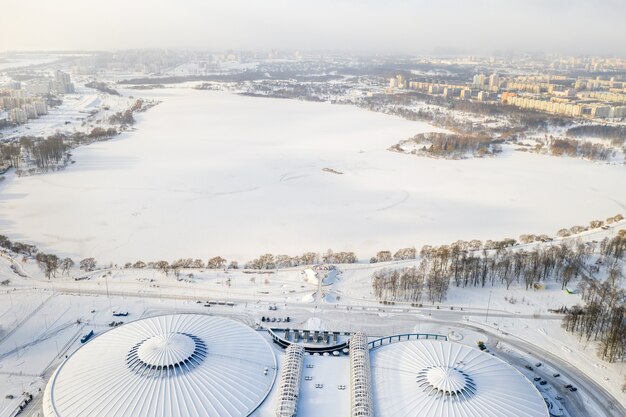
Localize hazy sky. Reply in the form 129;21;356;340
2;0;625;56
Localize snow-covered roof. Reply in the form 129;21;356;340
371;340;549;417
43;314;277;417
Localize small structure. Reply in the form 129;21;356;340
275;344;305;417
349;332;373;417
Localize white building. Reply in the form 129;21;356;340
9;108;27;124
55;70;75;94
371;339;549;417
34;100;48;115
43;314;278;417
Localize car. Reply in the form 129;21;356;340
564;384;573;389
539;381;547;385
525;365;534;371
553;373;561;378
533;377;541;381
569;387;577;392
535;362;542;367
555;396;563;401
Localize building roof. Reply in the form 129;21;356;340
43;314;277;417
370;339;549;417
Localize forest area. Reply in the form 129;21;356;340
523;134;624;162
371;229;625;367
389;131;502;158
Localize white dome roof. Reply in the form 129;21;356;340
371;340;549;417
43;314;277;417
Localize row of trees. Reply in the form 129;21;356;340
108;99;154;125
562;277;625;363
2;128;119;174
389;132;502;159
534;137;617;161
566;124;626;147
371;240;595;303
556;215;624;238
244;250;358;269
115;251;358;276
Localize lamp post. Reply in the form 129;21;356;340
485;290;492;323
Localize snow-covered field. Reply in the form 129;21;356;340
0;87;625;264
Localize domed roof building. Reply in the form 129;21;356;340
43;314;277;417
370;339;549;417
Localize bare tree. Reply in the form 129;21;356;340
79;257;97;272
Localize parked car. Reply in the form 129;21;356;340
80;330;94;343
533;377;541;381
553;373;561;378
569;387;578;392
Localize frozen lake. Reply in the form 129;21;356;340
1;88;625;263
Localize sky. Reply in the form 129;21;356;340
1;0;626;56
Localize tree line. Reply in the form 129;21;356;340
530;136;618;162
562;274;625;363
389;131;502;159
371;239;595;304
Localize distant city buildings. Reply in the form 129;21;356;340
0;69;71;125
388;68;626;120
389;74;407;89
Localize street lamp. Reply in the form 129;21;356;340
485;290;492;323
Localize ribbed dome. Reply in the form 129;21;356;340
371;340;549;417
137;333;196;366
43;314;277;417
419;366;474;397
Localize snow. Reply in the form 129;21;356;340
296;354;350;417
0;87;624;264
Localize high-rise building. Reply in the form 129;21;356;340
472;74;486;88
488;73;500;91
55;70;75;94
9;108;27;124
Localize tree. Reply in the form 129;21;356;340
207;256;227;269
60;258;74;275
154;260;170;275
248;254;275;269
79;257;97;272
0;279;10;286
393;247;416;260
556;228;571;238
36;253;60;279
